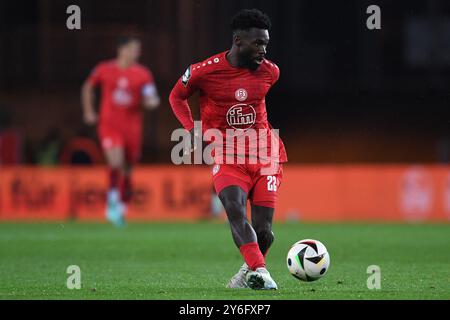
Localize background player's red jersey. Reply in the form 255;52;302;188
87;60;155;163
170;51;287;163
87;60;154;128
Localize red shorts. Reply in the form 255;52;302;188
97;122;142;164
212;162;283;208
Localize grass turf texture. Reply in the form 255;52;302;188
0;222;448;300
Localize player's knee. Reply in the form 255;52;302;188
108;160;125;171
222;200;246;221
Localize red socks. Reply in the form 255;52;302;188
239;242;266;271
109;169;132;204
109;169;120;189
120;175;132;203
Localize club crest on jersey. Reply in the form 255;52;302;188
235;88;248;102
181;66;191;87
226;104;256;130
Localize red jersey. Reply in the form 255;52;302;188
87;60;154;127
169;51;287;163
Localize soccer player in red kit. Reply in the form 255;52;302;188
81;36;160;226
169;9;287;290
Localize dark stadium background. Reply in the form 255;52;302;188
1;0;449;165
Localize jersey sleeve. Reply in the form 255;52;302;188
168;64;203;131
86;63;104;87
142;68;155;85
180;64;202;94
271;63;280;85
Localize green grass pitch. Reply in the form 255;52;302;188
0;222;448;299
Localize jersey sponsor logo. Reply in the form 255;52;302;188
235;88;248;102
226;104;256;130
181;66;191;87
113;77;132;106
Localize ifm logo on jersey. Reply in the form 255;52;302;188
226;104;256;130
226;88;256;130
113;77;132;106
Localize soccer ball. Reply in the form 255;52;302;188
286;239;330;282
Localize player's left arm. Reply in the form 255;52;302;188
81;63;103;125
141;69;160;110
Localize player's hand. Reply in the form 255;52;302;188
190;128;196;152
83;110;98;125
184;128;199;155
190;128;201;152
143;96;160;110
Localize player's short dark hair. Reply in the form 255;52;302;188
230;9;272;32
117;36;140;48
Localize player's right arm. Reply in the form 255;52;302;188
170;64;205;152
81;63;103;125
168;65;201;132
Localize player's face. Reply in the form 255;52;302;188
236;28;270;70
120;40;141;63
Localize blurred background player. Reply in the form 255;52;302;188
81;36;160;226
169;9;286;290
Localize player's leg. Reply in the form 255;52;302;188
213;165;255;288
218;186;260;289
244;205;278;290
251;205;274;257
218;186;257;248
249;163;283;257
118;126;142;216
117;161;133;223
243;164;283;289
244;201;278;290
119;162;133;203
103;146;127;226
214;164;276;290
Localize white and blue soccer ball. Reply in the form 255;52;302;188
286;239;330;282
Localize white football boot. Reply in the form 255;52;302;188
226;263;249;288
105;189;126;227
245;267;278;290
